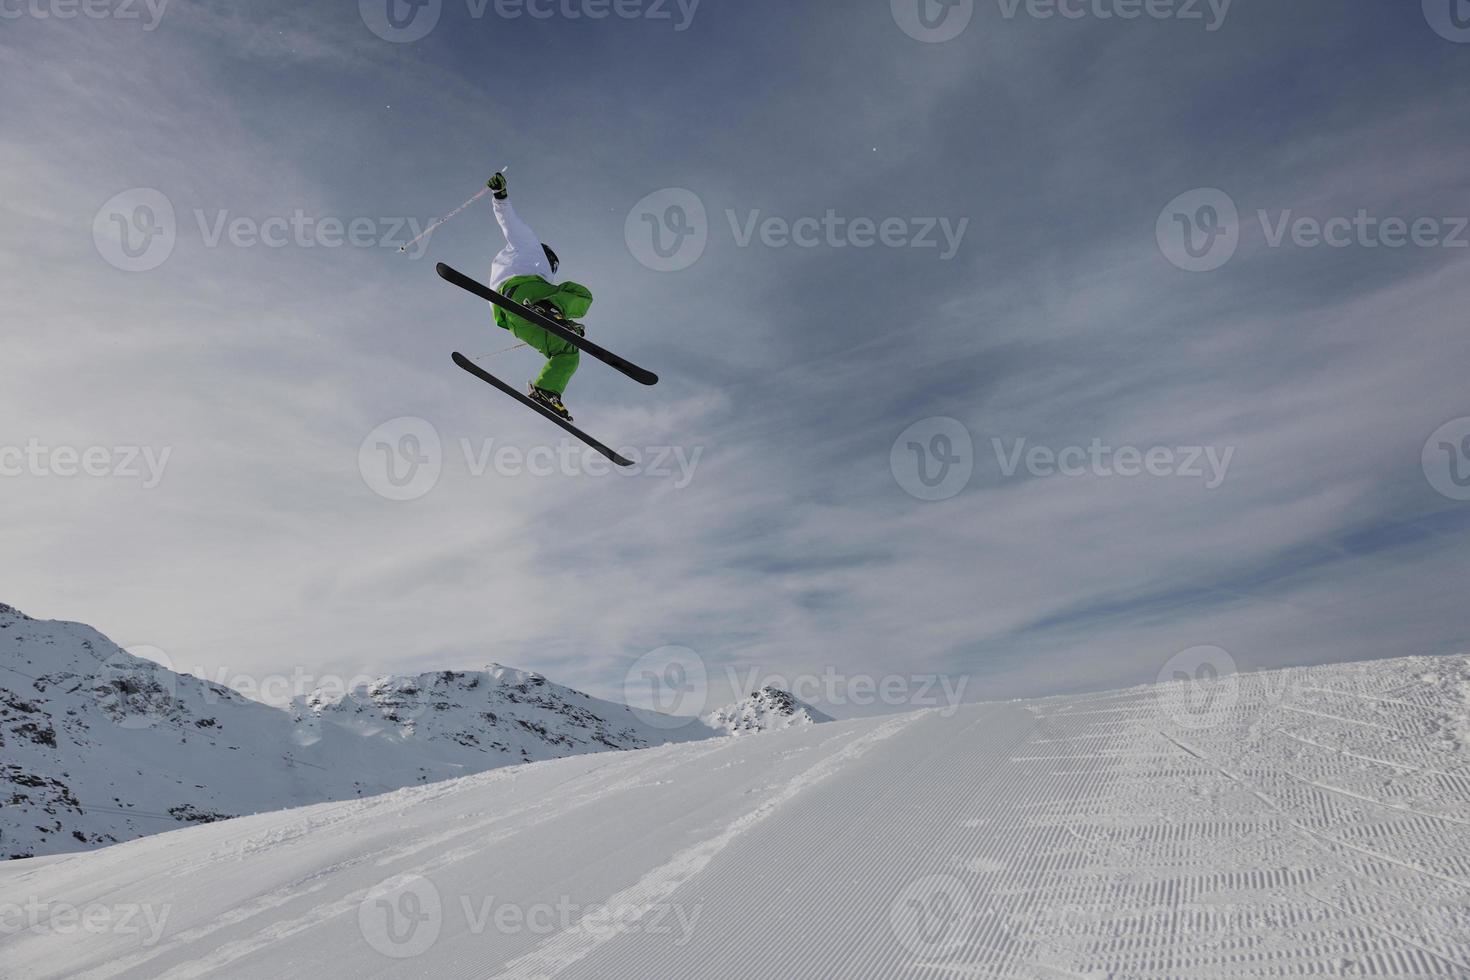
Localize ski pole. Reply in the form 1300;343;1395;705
398;165;506;254
470;341;530;361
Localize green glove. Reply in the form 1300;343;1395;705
486;172;508;199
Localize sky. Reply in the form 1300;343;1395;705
2;0;1469;719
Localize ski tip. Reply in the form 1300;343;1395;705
436;261;453;279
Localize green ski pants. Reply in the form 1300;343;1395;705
496;275;593;396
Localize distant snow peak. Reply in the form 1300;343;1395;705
303;663;696;771
704;686;834;735
485;662;545;686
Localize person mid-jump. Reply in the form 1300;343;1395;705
484;171;593;421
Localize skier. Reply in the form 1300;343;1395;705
485;171;594;421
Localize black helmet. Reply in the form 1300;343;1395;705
542;243;560;275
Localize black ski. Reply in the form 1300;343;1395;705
451;352;634;467
437;263;659;387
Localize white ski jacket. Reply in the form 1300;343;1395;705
489;196;555;291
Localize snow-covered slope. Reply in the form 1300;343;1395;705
5;653;1469;979
0;604;814;860
701;685;832;734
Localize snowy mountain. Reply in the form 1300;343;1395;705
0;601;399;860
701;685;833;734
4;652;1468;978
0;604;822;860
295;665;698;767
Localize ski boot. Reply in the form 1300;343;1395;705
527;384;573;422
529;300;586;338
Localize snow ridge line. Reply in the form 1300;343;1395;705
490;713;920;980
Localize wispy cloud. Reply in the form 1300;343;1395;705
2;1;1467;717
